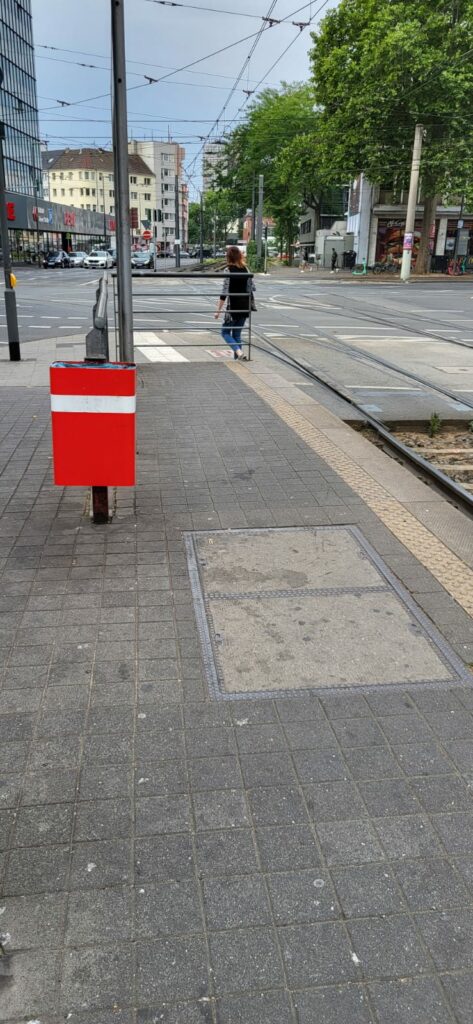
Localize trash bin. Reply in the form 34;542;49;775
50;361;136;486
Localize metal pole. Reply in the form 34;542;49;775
111;0;133;361
213;215;216;258
454;194;465;259
199;192;204;263
251;175;256;241
0;123;20;360
400;124;424;283
256;173;264;261
263;224;268;274
174;174;181;267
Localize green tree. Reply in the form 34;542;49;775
222;84;318;257
310;0;473;271
188;202;201;245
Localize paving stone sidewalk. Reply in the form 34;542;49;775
1;364;473;1024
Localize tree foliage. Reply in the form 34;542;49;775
310;0;473;269
221;84;323;253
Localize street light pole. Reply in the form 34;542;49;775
256;173;264;261
174;174;181;267
400;124;424;283
111;0;133;362
0;113;20;360
199;191;204;264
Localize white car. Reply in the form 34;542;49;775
84;250;113;269
69;251;88;267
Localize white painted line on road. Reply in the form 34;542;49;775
67;316;88;320
41;315;60;319
30;324;53;329
345;385;423;391
137;346;188;363
59;325;83;329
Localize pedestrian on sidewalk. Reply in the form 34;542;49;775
214;245;254;360
331;247;339;273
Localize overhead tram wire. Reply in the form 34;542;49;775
36;0;320;112
185;0;280;179
184;0;330;188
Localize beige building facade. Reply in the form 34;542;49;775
42;147;155;242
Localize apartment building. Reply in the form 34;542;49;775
41;148;155;235
128;140;188;248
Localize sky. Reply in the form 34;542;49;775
31;0;337;200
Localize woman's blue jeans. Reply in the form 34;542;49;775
221;315;246;353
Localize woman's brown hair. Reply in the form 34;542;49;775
226;245;246;268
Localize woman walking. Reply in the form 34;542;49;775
214;246;254;359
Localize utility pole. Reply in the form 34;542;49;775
213;214;216;257
199;192;204;263
0;91;20;360
251;175;256;241
174;174;181;267
111;0;133;361
256;173;264;261
400;124;424;283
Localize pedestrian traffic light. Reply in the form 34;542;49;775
9;272;16;288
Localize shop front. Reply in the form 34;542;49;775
2;192;116;263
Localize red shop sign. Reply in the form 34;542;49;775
64;210;76;227
6;201;15;221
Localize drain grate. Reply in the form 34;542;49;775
185;526;472;701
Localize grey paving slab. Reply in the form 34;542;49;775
1;364;473;1022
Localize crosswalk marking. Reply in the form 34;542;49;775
135;331;188;362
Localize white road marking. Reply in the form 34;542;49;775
345;385;423;391
137;346;187;362
30;325;52;329
67;316;88;320
41;315;60;319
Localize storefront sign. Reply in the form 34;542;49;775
64;210;76;227
6;190;110;238
6;201;15;221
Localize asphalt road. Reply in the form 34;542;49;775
4;267;473;422
0;260;194;345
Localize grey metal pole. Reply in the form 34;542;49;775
111;0;133;361
454;194;465;259
0;122;20;360
400;124;424;283
199;192;204;264
251;175;256;241
174;174;181;268
256;174;264;261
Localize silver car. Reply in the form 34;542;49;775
69;251;88;267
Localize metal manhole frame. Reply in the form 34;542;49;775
184;525;473;701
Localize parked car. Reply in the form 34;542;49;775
43;249;70;269
131;250;154;269
68;251;88;267
84;250;113;269
180;251;192;260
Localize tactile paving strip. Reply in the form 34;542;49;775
231;365;473;617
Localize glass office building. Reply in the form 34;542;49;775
0;0;42;196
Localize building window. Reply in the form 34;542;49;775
131;191;138;200
130;175;137;184
144;193;151;201
86;203;90;209
61;188;65;196
69;189;73;196
79;171;83;179
68;172;73;180
84;171;89;180
108;174;113;182
109;190;114;197
52;188;57;196
109;206;114;214
52;172;56;180
144;177;151;185
85;188;90;196
92;189;96;196
91;171;95;180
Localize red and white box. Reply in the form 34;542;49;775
50;361;136;486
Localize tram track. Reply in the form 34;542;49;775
250;326;473;516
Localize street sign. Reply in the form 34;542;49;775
142;229;152;240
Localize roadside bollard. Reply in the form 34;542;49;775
50;361;136;523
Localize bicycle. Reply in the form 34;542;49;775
372;260;399;275
447;256;467;276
